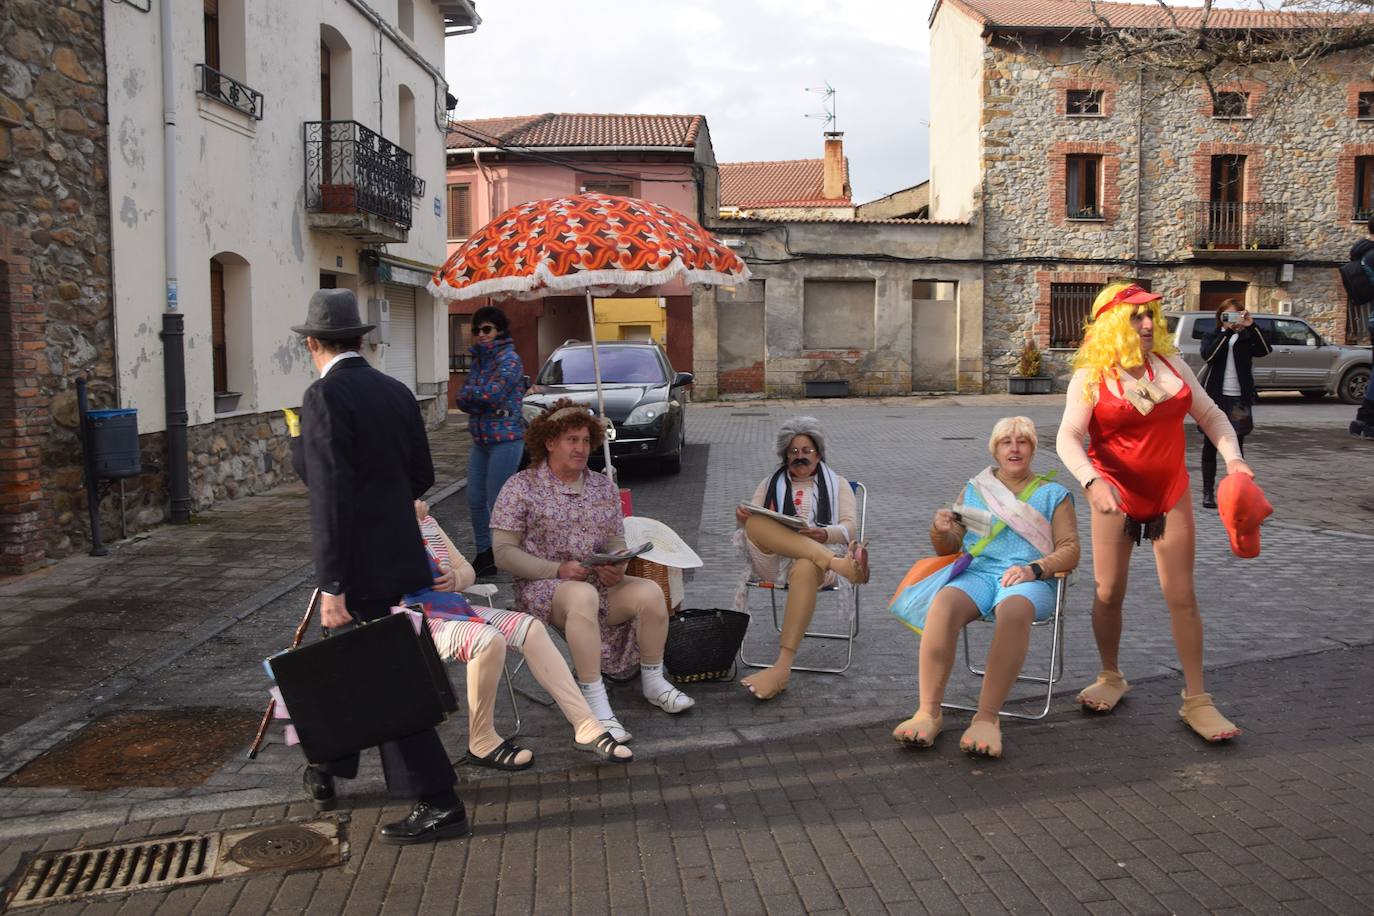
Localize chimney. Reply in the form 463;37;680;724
822;131;847;201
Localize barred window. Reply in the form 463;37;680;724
1360;91;1374;120
447;184;472;239
1213;91;1248;118
1050;283;1097;349
1066;89;1102;116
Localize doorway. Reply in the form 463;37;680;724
1208;155;1246;248
1199;280;1247;315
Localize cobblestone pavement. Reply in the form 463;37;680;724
0;395;1368;912
1;645;1371;914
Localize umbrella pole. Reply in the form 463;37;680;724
585;291;616;482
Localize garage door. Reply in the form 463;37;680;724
384;283;417;393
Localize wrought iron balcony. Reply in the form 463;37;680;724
1191;201;1289;254
195;64;264;120
304;120;416;242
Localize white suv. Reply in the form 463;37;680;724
1164;312;1370;404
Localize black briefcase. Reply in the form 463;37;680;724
269;611;458;764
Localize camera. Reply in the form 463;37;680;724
1222;311;1241;325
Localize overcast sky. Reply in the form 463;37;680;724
443;0;931;203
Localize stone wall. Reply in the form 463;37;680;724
0;0;114;571
979;36;1371;390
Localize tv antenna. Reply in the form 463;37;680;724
805;83;837;133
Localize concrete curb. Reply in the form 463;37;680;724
0;640;1360;843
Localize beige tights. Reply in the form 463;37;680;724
465;634;532;765
519;621;611;746
740;515;849;699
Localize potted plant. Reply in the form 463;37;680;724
1008;340;1054;394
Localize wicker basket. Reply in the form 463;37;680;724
663;608;751;683
626;557;674;611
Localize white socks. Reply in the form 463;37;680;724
640;663;695;713
579;678;630;741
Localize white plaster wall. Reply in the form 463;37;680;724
105;0;452;434
928;4;985;221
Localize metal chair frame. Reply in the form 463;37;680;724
940;572;1069;721
740;481;867;675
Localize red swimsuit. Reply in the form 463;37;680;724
1087;356;1191;521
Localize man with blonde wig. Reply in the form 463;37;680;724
1056;281;1254;744
734;416;869;700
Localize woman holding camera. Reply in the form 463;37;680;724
1198;299;1270;509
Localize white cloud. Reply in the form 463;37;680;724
444;0;931;201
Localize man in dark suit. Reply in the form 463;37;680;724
290;288;468;845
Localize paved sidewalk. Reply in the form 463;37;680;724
1;645;1371;914
0;395;1367;913
0;421;472;759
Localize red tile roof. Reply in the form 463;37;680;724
938;0;1359;30
447;113;704;150
719;158;852;208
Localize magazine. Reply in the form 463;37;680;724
582;542;653;567
738;502;807;529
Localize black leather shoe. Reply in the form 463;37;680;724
303;766;336;812
378;801;471;845
472;548;497;577
1202;489;1217;510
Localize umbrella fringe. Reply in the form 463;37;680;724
428;259;751;302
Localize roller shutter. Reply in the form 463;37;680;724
383;283;417;393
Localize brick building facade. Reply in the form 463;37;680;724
930;0;1374;390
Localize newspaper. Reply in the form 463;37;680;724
739;502;807;530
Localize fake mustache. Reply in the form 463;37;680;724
790;457;813;468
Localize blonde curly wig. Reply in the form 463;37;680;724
1070;281;1177;398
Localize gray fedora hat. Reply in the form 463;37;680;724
291;288;376;339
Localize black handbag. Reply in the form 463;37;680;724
269;611;458;764
664;608;751;683
1229;402;1254;437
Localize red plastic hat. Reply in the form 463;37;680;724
1216;474;1272;558
1093;284;1162;319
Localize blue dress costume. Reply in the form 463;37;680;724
943;481;1071;622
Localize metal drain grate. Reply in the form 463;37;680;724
2;818;345;910
5;834;221;909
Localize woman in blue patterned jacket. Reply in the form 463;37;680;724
456;306;525;575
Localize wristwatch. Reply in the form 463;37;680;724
1029;562;1045;580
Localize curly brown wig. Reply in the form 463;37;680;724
524;397;606;464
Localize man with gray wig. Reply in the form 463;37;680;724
734;416;868;700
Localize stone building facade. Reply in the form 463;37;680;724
930;0;1374;390
1;0;115;571
699;216;984;399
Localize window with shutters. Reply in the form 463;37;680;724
209;253;252;410
1356;157;1374;222
580;178;634;197
447;184;472;239
1065;155;1102;220
210;258;228;394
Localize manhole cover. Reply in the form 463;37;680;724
227;826;329;870
1;708;261;790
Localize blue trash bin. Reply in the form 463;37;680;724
86;408;142;479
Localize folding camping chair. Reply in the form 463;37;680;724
459;583;537;735
740;481;867;675
940;571;1070;721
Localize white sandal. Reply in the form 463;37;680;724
645;686;695;714
601;717;632;743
